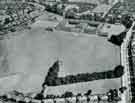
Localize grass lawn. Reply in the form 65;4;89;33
46;78;121;95
0;13;121;94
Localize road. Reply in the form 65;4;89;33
120;22;135;103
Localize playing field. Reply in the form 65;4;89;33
46;78;121;95
0;13;121;94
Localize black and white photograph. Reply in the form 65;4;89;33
0;0;135;103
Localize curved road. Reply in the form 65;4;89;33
120;22;135;103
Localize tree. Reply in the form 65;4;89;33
131;97;135;103
61;0;68;3
1;95;8;101
113;89;118;99
76;93;82;97
4;17;11;25
62;91;74;98
107;89;119;102
43;60;60;86
5;7;15;24
114;65;124;77
107;89;113;102
108;31;127;46
34;93;44;100
97;95;101;102
119;86;127;93
85;89;92;96
121;15;133;29
36;60;61;102
0;23;4;31
76;93;82;103
85;90;92;103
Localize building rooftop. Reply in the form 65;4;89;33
92;4;112;14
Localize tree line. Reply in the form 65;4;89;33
43;61;124;86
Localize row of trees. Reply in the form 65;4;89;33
43;61;124;86
45;89;92;99
34;61;124;102
128;36;135;102
36;88;124;102
45;2;65;16
35;89;92;100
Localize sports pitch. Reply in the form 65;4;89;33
0;14;121;94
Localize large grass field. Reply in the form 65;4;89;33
0;13;121;94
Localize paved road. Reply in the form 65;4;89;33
120;22;135;103
128;28;135;103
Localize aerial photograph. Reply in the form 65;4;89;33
0;0;135;103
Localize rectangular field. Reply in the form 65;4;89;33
0;16;121;94
46;78;121;95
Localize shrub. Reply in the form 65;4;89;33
34;93;44;100
61;91;74;98
85;89;92;96
114;65;124;77
108;31;127;46
121;15;133;29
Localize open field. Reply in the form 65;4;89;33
46;78;121;95
0;12;121;94
3;21;120;76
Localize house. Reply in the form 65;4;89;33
67;0;100;5
92;4;112;17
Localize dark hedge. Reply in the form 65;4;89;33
43;61;124;86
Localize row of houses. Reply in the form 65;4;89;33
45;0;124;5
0;92;110;103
